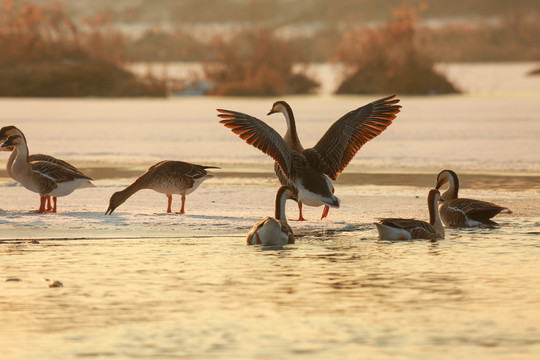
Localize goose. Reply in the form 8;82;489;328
268;101;324;221
0;125;87;211
218;95;401;220
435;169;511;227
1;134;95;213
374;189;445;240
246;185;295;246
105;160;218;215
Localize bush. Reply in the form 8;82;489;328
128;28;212;62
0;0;166;97
0;61;166;97
203;28;319;96
420;8;540;62
335;4;459;95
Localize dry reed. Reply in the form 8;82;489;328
203;28;319;96
0;0;166;97
335;4;459;95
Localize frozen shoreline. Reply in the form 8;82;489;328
1;174;536;242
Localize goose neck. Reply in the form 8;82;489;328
123;178;149;198
442;173;459;200
282;106;303;151
6;147;17;178
275;186;292;223
14;141;30;160
429;195;445;237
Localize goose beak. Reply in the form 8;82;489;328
105;206;115;215
267;110;275;116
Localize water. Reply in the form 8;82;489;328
1;63;540;359
2;226;540;359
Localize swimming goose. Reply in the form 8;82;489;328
435;169;511;227
105;160;218;215
246;185;295;246
1;134;95;213
218;95;401;220
374;189;445;240
0;125;87;211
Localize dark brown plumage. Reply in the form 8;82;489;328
218;95;401;218
374;189;445;240
436;169;511;227
105;160;218;214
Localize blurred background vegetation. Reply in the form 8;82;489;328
1;0;539;96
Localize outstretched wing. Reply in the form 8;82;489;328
305;95;401;180
217;109;294;178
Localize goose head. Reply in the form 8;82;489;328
267;100;292;116
267;101;303;151
435;169;459;201
0;126;24;151
106;191;126;215
0;126;23;141
1;134;25;149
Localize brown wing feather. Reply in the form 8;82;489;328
217;109;294;178
306;95;401;180
380;218;438;240
30;161;88;195
31;161;91;183
29;154;86;176
448;198;509;224
147;160;218;180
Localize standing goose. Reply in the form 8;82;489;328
106;160;218;215
247;185;295;246
374;189;445;240
218;95;401;220
435;169;511;227
1;134;95;213
0;125;88;211
267;101;325;221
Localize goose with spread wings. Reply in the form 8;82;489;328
217;95;401;218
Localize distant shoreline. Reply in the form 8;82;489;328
2;167;538;191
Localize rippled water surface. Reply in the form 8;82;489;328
1;63;540;359
2;218;540;360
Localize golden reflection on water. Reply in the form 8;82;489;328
1;224;540;359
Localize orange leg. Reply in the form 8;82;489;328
321;188;335;220
31;196;47;213
166;195;172;213
321;205;330;219
290;202;306;221
176;195;185;214
49;197;57;213
45;195;53;211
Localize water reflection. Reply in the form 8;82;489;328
1;223;540;359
